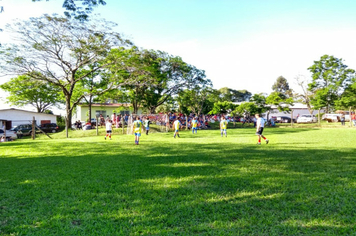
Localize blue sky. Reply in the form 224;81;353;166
1;0;356;112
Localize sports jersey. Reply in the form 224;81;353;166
192;119;198;128
144;120;150;128
220;120;228;129
133;120;143;133
173;120;181;130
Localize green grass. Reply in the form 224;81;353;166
1;127;356;235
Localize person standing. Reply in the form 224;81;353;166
132;116;144;145
351;112;356;126
340;113;346;126
144;117;151;135
255;114;269;145
220;116;228;137
105;120;113;140
173;118;181;138
191;117;198;134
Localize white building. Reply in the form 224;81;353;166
0;108;58;129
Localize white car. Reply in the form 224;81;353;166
297;114;317;123
0;128;18;140
322;114;340;122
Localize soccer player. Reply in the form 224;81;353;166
255;113;269;145
144;117;151;135
132;116;144;145
173;118;181;138
220;116;228;137
105;119;113;140
191;117;198;134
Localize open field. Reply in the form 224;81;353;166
1;127;356;235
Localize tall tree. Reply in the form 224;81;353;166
272;76;293;98
0;75;62;112
294;74;314;114
177;87;216;115
308;55;355;113
218;87;252;102
335;80;356;110
0;15;132;129
32;0;106;21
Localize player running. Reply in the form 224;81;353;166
191;117;198;134
173;118;181;138
105;119;113;140
255;113;269;145
220;116;228;137
132;116;144;145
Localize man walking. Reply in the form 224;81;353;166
255;114;269;145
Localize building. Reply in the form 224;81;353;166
0;108;59;129
73;103;143;122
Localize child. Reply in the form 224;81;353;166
144;117;151;135
191;117;198;134
255;114;269;145
220;116;228;137
132;116;144;145
105;120;113;140
173;118;181;138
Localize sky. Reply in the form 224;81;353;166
1;0;356;113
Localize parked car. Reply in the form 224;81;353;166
275;116;296;123
0;128;18;140
297;114;317;123
40;123;59;133
322;114;340;122
12;124;33;136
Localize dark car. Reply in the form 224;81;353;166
13;124;33;136
275;116;296;123
40;123;59;133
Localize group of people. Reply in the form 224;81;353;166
119;113;269;145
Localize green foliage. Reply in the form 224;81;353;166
209;101;237;114
266;92;294;112
308;54;356;111
335;81;356;109
177;87;216;115
272;76;293;97
218;87;252;102
0;75;62;112
233;102;259;116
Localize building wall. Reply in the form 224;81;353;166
74;105;142;122
0;109;57;127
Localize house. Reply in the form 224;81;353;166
269;103;325;118
73;103;143;122
0;108;59;129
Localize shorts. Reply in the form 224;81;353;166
221;129;227;132
256;127;264;135
106;130;112;133
175;130;179;132
193;127;197;130
145;127;149;130
135;133;141;137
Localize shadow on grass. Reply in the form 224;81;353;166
0;132;356;235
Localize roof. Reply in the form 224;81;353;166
79;103;132;107
0;108;60;116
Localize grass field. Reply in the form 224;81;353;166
1;127;356;235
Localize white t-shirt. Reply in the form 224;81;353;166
106;122;112;131
257;117;265;128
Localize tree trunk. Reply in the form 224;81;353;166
65;97;72;130
88;95;92;122
150;107;156;114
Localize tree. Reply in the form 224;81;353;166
266;92;294;112
177;87;216;115
218;87;252;102
250;93;269;114
294;74;314;114
209;101;237;114
308;55;355;112
109;48;211;114
335;80;356;110
32;0;106;21
0;75;62;112
0;15;132;129
272;76;293;98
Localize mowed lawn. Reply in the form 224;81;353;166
1;127;356;235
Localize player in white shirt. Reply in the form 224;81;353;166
105;120;113;140
255;114;269;145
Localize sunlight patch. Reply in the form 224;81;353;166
156;163;212;167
